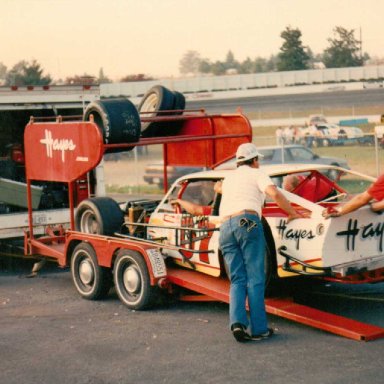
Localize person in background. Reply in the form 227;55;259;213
275;127;283;145
219;143;306;343
323;173;384;218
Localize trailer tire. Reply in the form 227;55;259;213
114;250;156;310
75;197;124;236
138;85;176;137
83;98;140;149
71;242;112;300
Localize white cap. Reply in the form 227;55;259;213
235;143;264;164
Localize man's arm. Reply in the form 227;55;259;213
370;199;384;212
171;199;206;216
265;185;307;222
323;191;372;218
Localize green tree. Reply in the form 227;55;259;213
179;50;202;75
277;26;310;71
211;60;226;76
5;60;51;86
323;26;364;68
224;50;239;72
198;58;212;74
239;57;254;74
0;62;7;82
98;68;111;84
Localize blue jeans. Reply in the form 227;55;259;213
219;213;268;335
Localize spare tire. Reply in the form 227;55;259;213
172;91;186;115
138;85;175;137
83;98;140;148
75;197;124;236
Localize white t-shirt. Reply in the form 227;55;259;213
219;166;274;217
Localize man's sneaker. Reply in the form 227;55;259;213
250;328;274;341
231;323;251;342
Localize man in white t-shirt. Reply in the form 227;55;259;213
219;142;304;342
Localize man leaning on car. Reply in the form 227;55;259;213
323;173;384;218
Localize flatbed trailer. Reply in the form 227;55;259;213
22;100;384;341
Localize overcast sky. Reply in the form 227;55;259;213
1;0;383;81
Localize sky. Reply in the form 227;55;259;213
1;0;383;81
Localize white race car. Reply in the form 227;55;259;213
147;164;384;290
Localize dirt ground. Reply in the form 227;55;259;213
1;259;384;384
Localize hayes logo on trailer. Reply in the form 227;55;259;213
24;121;104;182
40;129;77;162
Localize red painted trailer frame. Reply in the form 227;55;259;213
22;110;384;341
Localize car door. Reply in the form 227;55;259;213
148;178;222;277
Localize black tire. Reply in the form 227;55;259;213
262;219;279;297
83;98;140;149
138;85;175;137
71;242;112;300
75;197;124;236
113;250;157;310
172;91;186;115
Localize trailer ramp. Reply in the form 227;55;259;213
166;267;384;341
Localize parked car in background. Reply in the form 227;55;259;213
215;144;349;174
143;162;204;188
299;124;371;147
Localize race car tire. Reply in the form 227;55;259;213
262;219;279;297
83;98;140;149
172;91;186;115
75;197;124;236
138;85;176;137
114;250;157;310
71;242;112;300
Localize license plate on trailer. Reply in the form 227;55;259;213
146;248;167;278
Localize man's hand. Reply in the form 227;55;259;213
287;210;310;223
322;206;341;219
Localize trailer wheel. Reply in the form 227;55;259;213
75;197;124;236
71;242;112;300
114;250;156;310
138;85;176;137
84;98;140;149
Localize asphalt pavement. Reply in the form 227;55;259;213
1;260;384;384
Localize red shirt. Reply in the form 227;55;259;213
367;174;384;201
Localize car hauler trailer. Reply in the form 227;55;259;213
22;102;384;341
0;85;100;253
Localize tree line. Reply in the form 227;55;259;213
179;26;371;75
0;26;378;86
0;61;156;87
